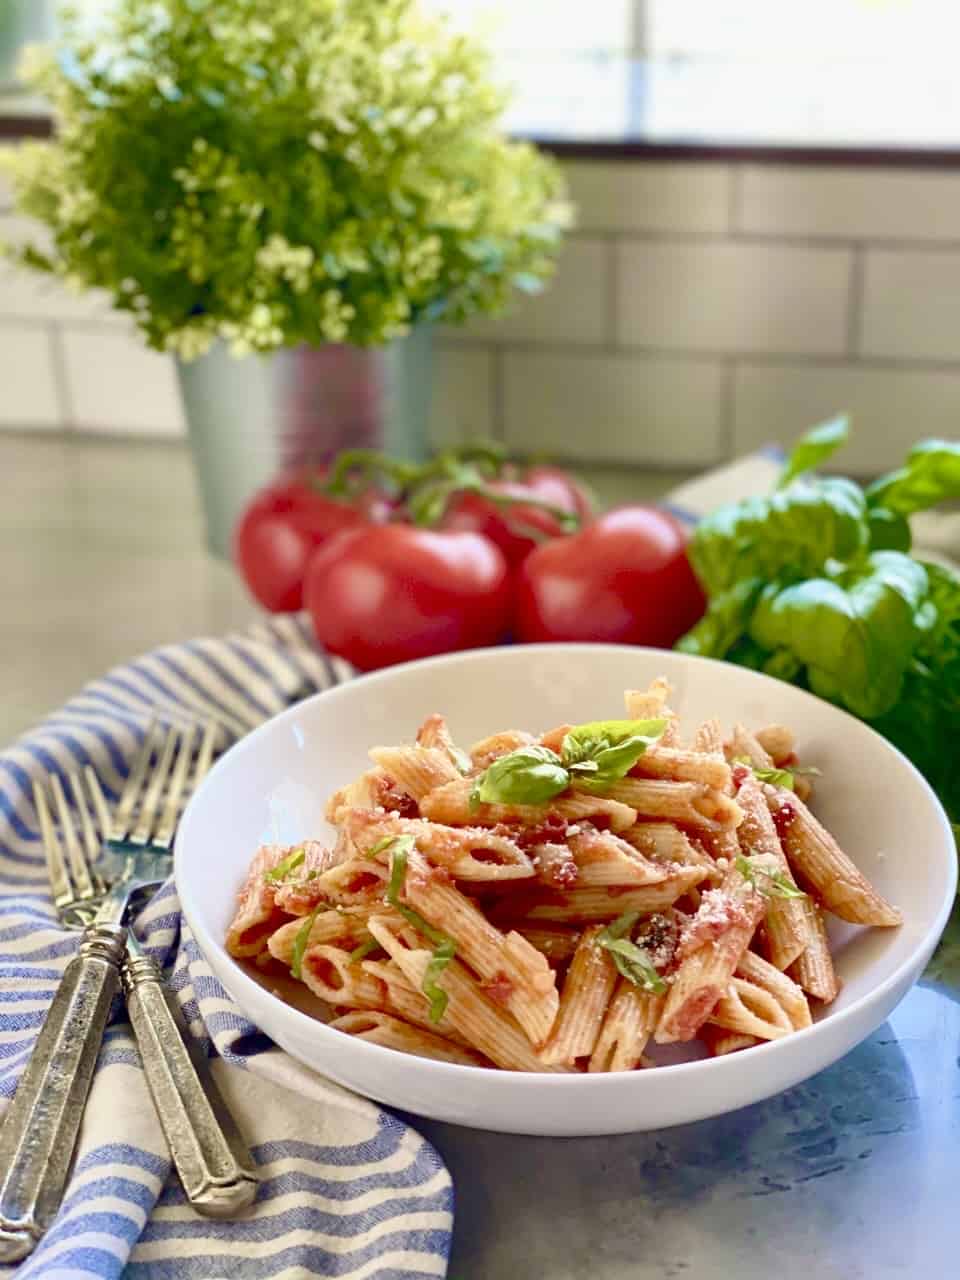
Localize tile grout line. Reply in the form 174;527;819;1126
727;164;743;234
719;359;737;460
847;244;866;357
490;346;506;444
606;236;619;349
46;321;74;430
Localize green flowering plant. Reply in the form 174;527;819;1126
2;0;571;358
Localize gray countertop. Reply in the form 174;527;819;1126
420;980;960;1278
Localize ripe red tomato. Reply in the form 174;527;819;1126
233;473;390;613
304;526;512;670
514;506;706;647
440;467;592;566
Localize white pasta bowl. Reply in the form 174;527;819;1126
175;644;956;1136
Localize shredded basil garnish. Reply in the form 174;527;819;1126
348;935;380;963
290;905;321;980
596;910;666;995
735;854;807;900
383;834;456;1021
263;847;305;883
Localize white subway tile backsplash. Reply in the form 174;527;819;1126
444;237;608;345
860;249;960;361
62;329;185;436
0;325;61;428
564;161;732;233
430;345;495;447
739;165;960;242
616;240;852;355
503;350;724;465
733;361;960;473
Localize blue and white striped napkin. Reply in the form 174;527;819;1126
0;614;453;1280
0;450;804;1279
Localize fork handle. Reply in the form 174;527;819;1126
123;951;258;1217
0;922;126;1262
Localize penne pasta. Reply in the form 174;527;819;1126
769;790;901;927
539;926;618;1066
589;982;664;1072
707;977;793;1041
402;848;559;1046
369;744;461;801
655;855;774;1044
787;902;841;1004
590;777;742;831
735;772;811;971
366;916;571;1073
329;1010;489;1067
227;681;897;1073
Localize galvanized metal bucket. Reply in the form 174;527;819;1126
177;328;432;557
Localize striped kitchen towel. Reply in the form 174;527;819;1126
0;450;799;1279
0;615;452;1280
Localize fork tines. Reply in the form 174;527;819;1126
33;721;221;912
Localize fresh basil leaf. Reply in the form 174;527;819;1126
422;939;456;1022
348;935;380;963
866;440;960;516
677;578;765;659
777;415;849;489
688;477;868;597
471;745;569;807
749;552;930;719
367;835;403;860
448;744;473;775
598;936;667;994
733;757;797;791
383;835;416;902
562;718;666;785
263;847;305;883
734;855;807;900
867;505;912;553
598;910;641;943
290;905;321;980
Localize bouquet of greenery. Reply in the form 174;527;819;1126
2;0;571;358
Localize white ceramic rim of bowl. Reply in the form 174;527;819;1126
176;643;957;1093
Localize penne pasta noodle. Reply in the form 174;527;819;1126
469;729;537;771
726;724;775;770
511;923;582;966
589;982;664;1072
311;856;390;905
700;1025;759;1056
769;790;901;927
419;777;637;833
329;1010;489;1067
403;848;559;1047
735;772;811;971
707;976;793;1041
655;855;774;1044
267;909;370;965
299;944;388;1010
693;718;724;756
754;724;795;766
539;926;618;1066
366;916;571;1073
225;844;291;958
369;744;461;801
361;954;467;1043
566;828;668;887
530;841;579;889
621;822;722;882
500;868;706;925
787;902;841;1004
631;744;732;791
590;778;742;832
735;949;812;1031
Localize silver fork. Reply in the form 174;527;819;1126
0;724;258;1263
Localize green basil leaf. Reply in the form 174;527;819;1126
471;745;569;807
562;718;666;784
734;855;807;901
263;847;305;883
733;757;797;791
748;552;930;719
290;905;321;980
422;939;456;1023
598;910;641;943
383;834;416;902
777;415;850;489
348;935;380;963
867;506;912;553
688;476;868;598
676;578;765;659
598;937;666;994
866;440;960;516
